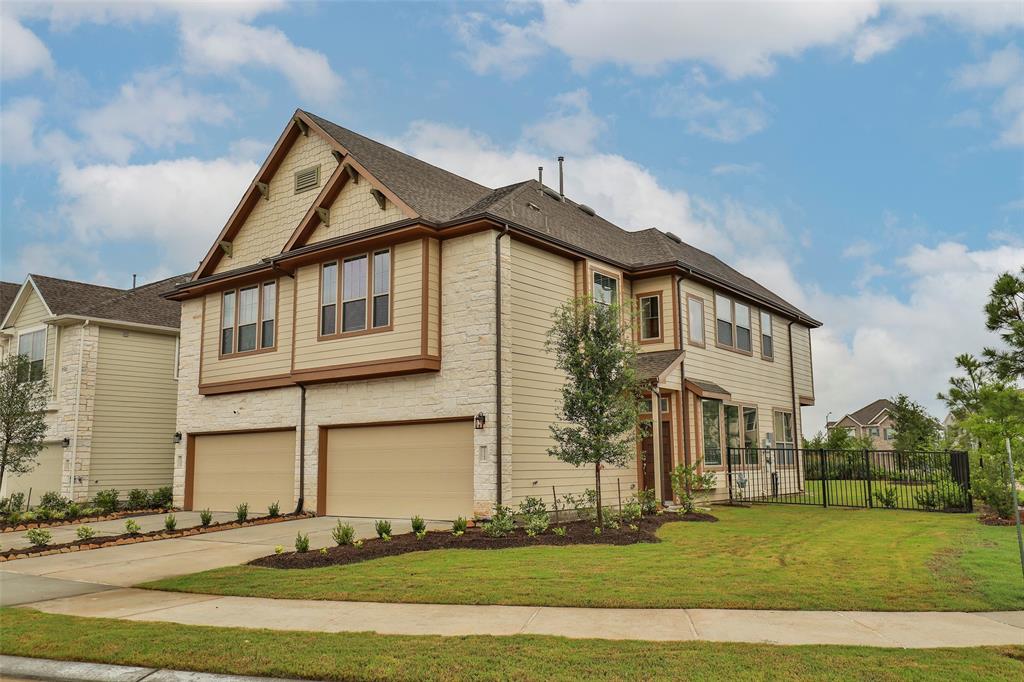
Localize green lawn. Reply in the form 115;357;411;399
2;609;1021;682
145;506;1023;611
794;480;965;509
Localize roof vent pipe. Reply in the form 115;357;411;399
538;166;543;184
558;156;564;198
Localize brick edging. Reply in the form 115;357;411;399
0;512;314;562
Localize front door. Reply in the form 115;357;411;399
641;421;673;501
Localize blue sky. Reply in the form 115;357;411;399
1;1;1022;430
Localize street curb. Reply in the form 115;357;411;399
0;655;302;682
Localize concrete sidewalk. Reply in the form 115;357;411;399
0;655;302;682
19;587;1024;648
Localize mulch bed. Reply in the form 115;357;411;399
0;508;171;533
253;511;717;570
0;512;313;562
979;514;1019;526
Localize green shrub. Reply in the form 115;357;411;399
483;504;515;538
634;488;658;516
25;528;52;546
124;519;141;534
76;526;96;540
331;520;355;546
517;497;549;537
93;490;119;514
199;509;213;527
972;451;1019;519
621;499;643;523
451;517;468;536
294;532;310;552
267;501;280;518
552;526;567;537
34;508;53;521
274;545;284;554
1;492;26;515
235;503;248;522
39;491;71;513
669;460;718;514
411;515;426;534
872;486;899;509
66;503;81;518
374;519;392;540
320;547;328;556
164;514;177;531
127;489;149;510
149;486;172;509
525;514;549;537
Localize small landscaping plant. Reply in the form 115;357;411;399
634;488;658;516
127;488;149;510
164;514;177;531
93;489;119;514
518;497;549;537
235;503;248;523
66;503;82;518
199;509;213;527
1;492;26;517
274;545;284;554
294;532;310;552
76;526;96;540
621;499;642;524
39;491;71;515
411;515;426;534
320;547;328;556
483;504;515;538
451;517;467;536
873;486;899;509
331;520;356;546
25;528;52;546
149;486;172;509
374;519;392;540
670;460;718;514
124;519;141;534
552;526;567;537
268;501;280;518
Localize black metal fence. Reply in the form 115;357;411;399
724;448;972;513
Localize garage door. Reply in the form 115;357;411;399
190;430;294;514
322;420;473;520
1;443;63;502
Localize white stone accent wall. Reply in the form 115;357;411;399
54;323;99;501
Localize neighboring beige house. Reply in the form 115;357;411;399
827;398;896;450
167;110;820;519
0;274;187;503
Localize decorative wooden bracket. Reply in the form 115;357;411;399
316;207;330;226
370;188;386;210
331;150;344;164
219;240;233;257
294;117;309;136
256;182;270;200
345;165;359;184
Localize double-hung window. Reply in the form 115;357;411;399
774;410;795;465
742;406;759;463
701;398;722;466
221;281;276;355
593;271;618;306
320;249;392;336
687;295;705;346
638;294;661;341
715;293;752;353
17;329;45;382
760;311;773;360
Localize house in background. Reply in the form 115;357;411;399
0;273;188;503
827;398;896;449
166;109;819;519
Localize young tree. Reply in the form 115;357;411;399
959;383;1024;519
889;394;941;452
981;266;1024;382
546;297;646;526
803;427;873;451
0;355;50;491
938;354;990;421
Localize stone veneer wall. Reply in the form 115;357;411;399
173;230;509;515
48;323;100;501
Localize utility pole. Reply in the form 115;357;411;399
1008;438;1024;582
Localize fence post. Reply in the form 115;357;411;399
726;447;734;504
552;485;558;524
820;450;828;508
864;450;873;509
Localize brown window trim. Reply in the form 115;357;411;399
699;397;726;470
685;293;706;348
713;292;754;356
218;280;279;359
590;265;622;307
635;290;664;344
317;248;394;341
760;309;775;362
721;402;760;466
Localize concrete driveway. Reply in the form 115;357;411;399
0;516;435;607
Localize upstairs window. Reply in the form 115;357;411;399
237;286;259;352
320;249;393;336
593;271;618;306
760;310;774;360
321;263;338;336
638;294;661;341
868;426;880;438
17;329;45;382
221;281;277;355
715;294;732;347
372;250;390;328
342;255;368;332
715;293;752;353
687;295;705;346
261;281;276;349
221;291;235;355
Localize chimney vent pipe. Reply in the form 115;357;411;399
557;156;564;197
538;166;543;184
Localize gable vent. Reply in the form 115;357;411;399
294;165;321;194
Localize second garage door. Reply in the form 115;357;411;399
190;430;294;514
322;420;473;520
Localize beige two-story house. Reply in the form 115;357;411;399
167;110;820;519
0;274;186;502
827;398;896;450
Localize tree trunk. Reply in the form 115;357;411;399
595;462;603;527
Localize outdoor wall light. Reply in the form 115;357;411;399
61;437;70;448
474;412;486;430
174;432;182;444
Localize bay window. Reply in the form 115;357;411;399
319;249;393;337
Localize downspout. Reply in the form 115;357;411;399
495;224;509;506
295;384;306;514
69;319;89;500
787;322;798;438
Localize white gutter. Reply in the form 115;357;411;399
69;319;89;499
45;315;179;336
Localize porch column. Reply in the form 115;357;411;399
652;386;664;503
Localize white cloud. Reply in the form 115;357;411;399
711;162;762;176
522;89;606;154
0;96;71;166
452;11;546;79
56;157;259;272
842;240;878;259
77;71;233;163
655;83;770;142
0;10;54;80
952;43;1024;147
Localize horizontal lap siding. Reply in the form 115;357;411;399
427;238;440;356
89;327;177;493
632;274;676;352
510;241;635;504
306;175;406;244
200;277;294;384
293;240;422;370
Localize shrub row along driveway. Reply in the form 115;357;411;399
1;511;237;551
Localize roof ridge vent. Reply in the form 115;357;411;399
541;185;562;202
578;203;596;216
665;231;682;243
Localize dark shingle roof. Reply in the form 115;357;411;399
21;274;190;329
635;349;685;382
0;282;19;320
31;275;125;316
846;399;895;426
299;111;818;326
